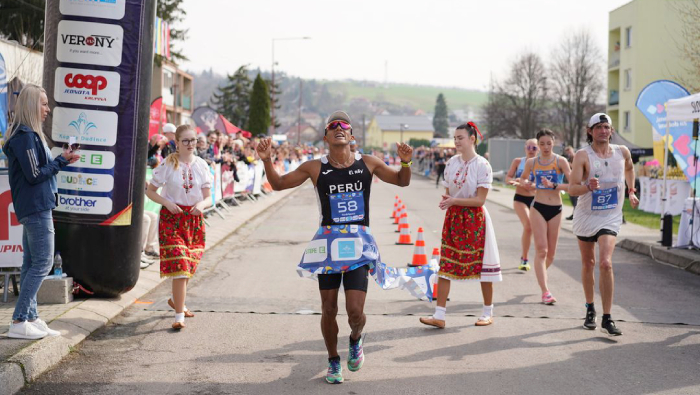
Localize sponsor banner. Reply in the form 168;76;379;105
58;171;115;192
56;194;113;215
54;67;120;107
0;174;23;268
51;147;116;170
59;0;126;20
52;107;118;146
57;20;124;67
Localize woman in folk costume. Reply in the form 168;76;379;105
146;125;213;329
420;122;502;329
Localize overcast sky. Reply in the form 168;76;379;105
179;0;631;90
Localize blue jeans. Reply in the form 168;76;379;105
12;210;54;322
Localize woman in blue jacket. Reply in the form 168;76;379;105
3;84;80;340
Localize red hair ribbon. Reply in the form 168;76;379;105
467;121;483;141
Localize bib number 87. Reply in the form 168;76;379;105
337;201;358;213
596;194;612;205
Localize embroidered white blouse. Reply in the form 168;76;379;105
441;154;493;198
150;156;213;206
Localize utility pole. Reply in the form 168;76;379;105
297;79;302;145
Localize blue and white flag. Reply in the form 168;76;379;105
298;225;438;301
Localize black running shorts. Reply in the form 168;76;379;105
577;228;618;243
318;265;370;292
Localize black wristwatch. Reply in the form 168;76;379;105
552;183;558;190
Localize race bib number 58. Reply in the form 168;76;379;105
330;191;365;223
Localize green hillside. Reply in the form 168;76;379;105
326;81;488;112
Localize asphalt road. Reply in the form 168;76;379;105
21;174;700;395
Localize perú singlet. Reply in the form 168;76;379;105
316;152;372;227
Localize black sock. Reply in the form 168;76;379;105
602;314;611;322
349;334;360;344
329;355;340;362
586;303;595;311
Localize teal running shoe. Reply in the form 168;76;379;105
347;334;365;372
326;356;343;384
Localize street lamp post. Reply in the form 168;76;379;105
271;36;311;136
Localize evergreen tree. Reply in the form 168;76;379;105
211;65;252;127
265;77;282;129
156;0;188;65
247;73;270;136
0;0;46;51
433;93;449;138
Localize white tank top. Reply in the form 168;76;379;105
572;144;625;237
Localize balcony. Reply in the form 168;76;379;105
609;90;619;106
181;95;192;110
609;51;620;70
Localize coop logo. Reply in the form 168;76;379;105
56;194;112;215
58;171;114;193
55;67;120;107
57;21;123;66
65;73;107;95
52;107;118;147
60;0;125;20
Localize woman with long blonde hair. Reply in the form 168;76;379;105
146;124;212;330
3;84;80;339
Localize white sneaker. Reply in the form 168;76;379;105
141;253;155;263
8;320;48;340
30;319;61;337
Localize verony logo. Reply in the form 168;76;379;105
54;67;120;106
61;34;116;48
57;21;124;66
64;73;107;95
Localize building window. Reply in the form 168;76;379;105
625;27;632;48
624;69;632;90
624;111;631;131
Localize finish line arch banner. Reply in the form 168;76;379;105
43;0;156;296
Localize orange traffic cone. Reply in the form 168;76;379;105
391;195;399;219
394;204;403;224
431;247;440;263
396;218;413;245
432;282;439;302
396;211;408;233
409;228;428;266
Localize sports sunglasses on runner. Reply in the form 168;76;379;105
326;121;351;131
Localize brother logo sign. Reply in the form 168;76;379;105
56;194;112;215
57;21;123;66
54;67;120;107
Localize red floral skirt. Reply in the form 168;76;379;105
159;206;205;278
439;205;486;281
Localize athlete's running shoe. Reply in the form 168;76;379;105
542;291;557;305
518;258;530;271
326;356;343;384
347;334;365;372
583;309;597;330
601;319;623;336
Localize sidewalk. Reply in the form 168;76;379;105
414;166;700;276
0;188;296;395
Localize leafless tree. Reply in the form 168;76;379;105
672;0;700;92
485;52;548;140
549;30;604;147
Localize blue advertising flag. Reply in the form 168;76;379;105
635;80;699;190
